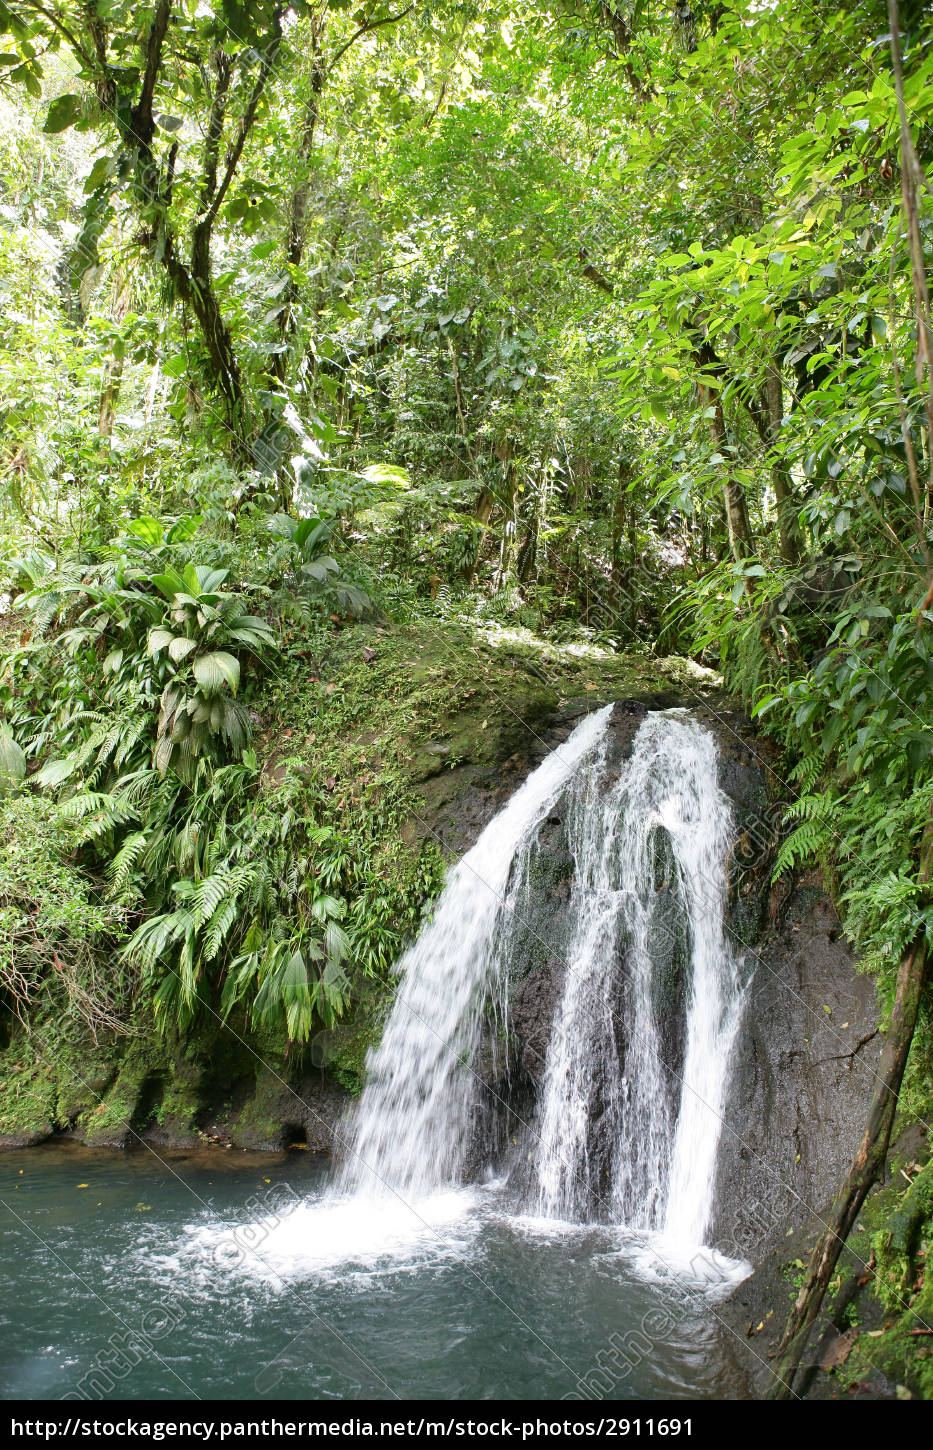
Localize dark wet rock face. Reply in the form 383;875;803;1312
509;959;563;1084
711;884;879;1262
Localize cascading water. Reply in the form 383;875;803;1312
339;704;614;1200
530;711;747;1244
149;704;751;1402
339;704;747;1249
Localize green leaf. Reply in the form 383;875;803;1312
193;651;240;694
0;722;26;793
168;635;198;664
148;628;175;655
291;515;325;548
35;756;75;789
166;515;202;544
152;569;184;601
127;516;165;548
12;64;42;99
153;736;174;774
44;93;82;133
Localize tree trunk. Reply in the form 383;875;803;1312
611;459;627;596
270;19;326;384
495;443;516;587
97;272;131;439
764;363;800;565
702;384;754;565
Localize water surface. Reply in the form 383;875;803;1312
1;1144;750;1401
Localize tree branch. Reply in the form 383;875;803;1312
202;13;284;231
198;47;233;214
326;2;415;77
18;0;97;73
129;0;172;152
578;247;614;295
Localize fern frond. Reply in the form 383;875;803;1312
107;831;147;893
772;813;833;881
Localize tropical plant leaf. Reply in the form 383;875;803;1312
0;723;26;794
193;651;240;694
148;628;175;655
168;635;198;663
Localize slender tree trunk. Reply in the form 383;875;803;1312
517;511;538;583
611;458;627;597
271;19;326;384
496;446;516;587
764;363;799;564
702;384;754;565
97;271;131;438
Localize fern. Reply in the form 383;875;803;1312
107;831;147;893
771;793;834;880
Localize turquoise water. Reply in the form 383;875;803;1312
0;1144;750;1401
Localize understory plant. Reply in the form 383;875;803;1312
0;509;384;1043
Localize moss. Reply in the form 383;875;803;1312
77;1048;164;1147
225;1062;294;1149
320;1012;382;1096
152;1054;205;1136
0;1054;58;1143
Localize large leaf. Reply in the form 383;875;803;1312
291;515;323;546
195;565;229;594
148;628;175;656
228;614;276;650
220;699;250;750
44;93;82;134
0;723;26;794
166;515;202;544
168;635;198;664
152;569;185;602
127;516;165;549
153;736;175;774
182;562;202;596
193;651;240;694
35;755;76;788
301;557;339;583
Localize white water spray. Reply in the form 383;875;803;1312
339;705;614;1200
531;711;747;1244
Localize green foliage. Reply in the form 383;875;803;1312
0;791;128;1035
0;507;391;1043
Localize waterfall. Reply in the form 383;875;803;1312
340;705;746;1249
530;711;746;1244
339;704;615;1200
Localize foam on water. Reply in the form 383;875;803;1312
174;1186;483;1287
